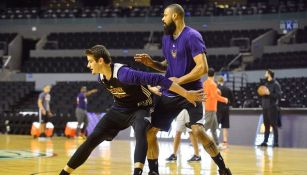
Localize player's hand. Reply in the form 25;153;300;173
266;88;270;95
48;111;54;117
91;89;98;93
148;85;162;96
41;109;46;115
169;77;181;84
225;98;229;104
134;54;154;67
185;89;204;106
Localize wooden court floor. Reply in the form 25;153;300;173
0;135;306;175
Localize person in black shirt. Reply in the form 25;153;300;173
258;69;281;147
217;76;233;149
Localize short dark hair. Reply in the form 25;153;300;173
85;45;112;64
166;4;185;18
208;68;215;77
267;69;274;78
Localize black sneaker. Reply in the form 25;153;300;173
273;143;279;147
165;154;177;162
187;155;201;162
148;171;159;175
219;168;232;175
258;142;268;147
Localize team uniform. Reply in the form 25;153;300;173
38;92;51;123
151;26;206;131
65;63;173;170
75;92;88;136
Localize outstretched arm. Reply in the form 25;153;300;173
118;67;203;105
85;89;98;96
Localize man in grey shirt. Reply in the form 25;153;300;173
37;85;53;138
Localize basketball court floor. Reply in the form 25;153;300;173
0;135;306;175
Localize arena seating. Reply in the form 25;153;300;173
151;29;270;49
43;32;150;49
0;82;35;113
21;54;240;73
1;1;306;19
246;51;307;70
50;81;113;114
295;26;307;43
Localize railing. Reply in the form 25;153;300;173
226;72;248;92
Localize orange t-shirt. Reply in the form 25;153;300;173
203;78;227;112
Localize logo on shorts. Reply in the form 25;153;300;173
0;150;54;160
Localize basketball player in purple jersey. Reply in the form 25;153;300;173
59;45;203;175
134;4;231;175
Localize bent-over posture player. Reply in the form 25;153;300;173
59;45;203;175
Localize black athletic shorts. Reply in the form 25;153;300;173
92;107;150;141
217;109;230;128
40;111;50;123
151;95;203;131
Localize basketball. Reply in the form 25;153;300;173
257;85;268;96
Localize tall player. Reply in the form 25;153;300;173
59;45;203;175
134;4;231;175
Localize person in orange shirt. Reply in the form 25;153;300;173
203;68;228;146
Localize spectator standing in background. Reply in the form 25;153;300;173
203;68;228;146
217;76;233;149
37;85;53;139
258;69;281;147
75;86;97;138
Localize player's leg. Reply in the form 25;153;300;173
187;102;231;174
210;112;220;145
39;110;47;138
147;127;160;175
173;131;182;156
80;110;88;137
166;109;187;161
187;131;201;162
221;110;230;149
191;124;231;174
75;108;82;137
270;107;279;147
60;109;122;175
131;109;151;175
165;131;182;161
260;109;270;146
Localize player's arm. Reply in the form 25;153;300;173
37;98;46;115
210;83;228;104
174;53;208;85
117;67;203;104
171;32;208;85
134;54;167;73
269;82;282;100
85;89;98;96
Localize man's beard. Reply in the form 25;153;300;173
163;20;176;35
